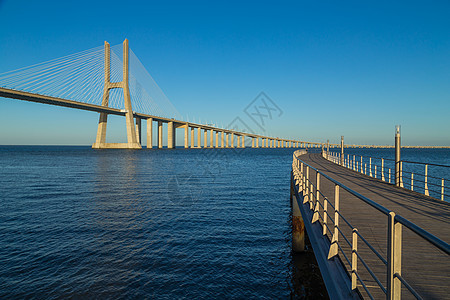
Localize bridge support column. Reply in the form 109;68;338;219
190;127;195;148
231;133;234;148
168;121;174;149
241;136;245;148
210;130;214;148
158;121;163;148
226;133;229;147
135;118;142;144
197;127;201;148
92;39;141;149
291;184;305;252
147;118;152;149
203;129;208;148
215;131;219;148
221;131;225;148
184;125;189;148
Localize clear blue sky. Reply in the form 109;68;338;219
0;0;449;146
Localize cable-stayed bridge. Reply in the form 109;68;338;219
1;39;449;300
0;39;327;150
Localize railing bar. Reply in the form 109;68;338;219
354;271;377;300
336;226;353;247
394;273;424;300
355;251;387;293
295;156;450;254
401;160;450;168
337;242;352;266
395;215;450;254
295;154;392;215
355;231;388;265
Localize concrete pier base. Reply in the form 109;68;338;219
292;194;305;252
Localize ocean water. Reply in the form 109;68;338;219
0;146;327;299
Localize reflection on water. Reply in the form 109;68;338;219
0;146;328;298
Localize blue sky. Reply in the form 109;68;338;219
0;0;449;146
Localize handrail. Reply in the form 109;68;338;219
325;150;449;201
291;151;450;300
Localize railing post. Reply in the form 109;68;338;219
387;212;402;300
370;157;372;177
425;164;429;196
389;168;391;184
340;136;344;166
411;173;414;191
299;162;304;193
303;166;309;204
353;155;356;171
375;165;377;179
442;179;445;201
395;125;401;187
312;172;320;222
323;192;328;235
382;158;385;181
360;156;363;174
400;161;404;188
352;229;358;290
328;184;339;259
327;139;329;159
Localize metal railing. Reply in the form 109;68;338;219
325;151;449;201
292;151;450;300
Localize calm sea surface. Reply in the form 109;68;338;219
1;146;448;299
0;146;327;299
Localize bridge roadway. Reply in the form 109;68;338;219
297;153;450;299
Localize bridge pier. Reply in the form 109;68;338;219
158;121;163;148
135;118;142;144
168;121;174;149
230;133;234;148
190;127;195;148
184;125;189;148
210;130;214;148
147;118;153;149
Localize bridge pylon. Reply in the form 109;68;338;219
92;39;142;149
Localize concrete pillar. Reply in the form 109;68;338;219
216;131;219;148
226;133;229;147
266;139;269;148
190;127;195;148
197;127;201;148
256;138;259;148
231;133;235;148
184;125;189;148
292;192;305;252
158;121;163;149
204;129;208;148
237;135;241;148
135;118;142;144
221;131;225;148
210;130;214;148
167;121;174;149
241;136;245;148
147;118;152;149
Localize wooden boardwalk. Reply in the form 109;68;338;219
295;153;450;299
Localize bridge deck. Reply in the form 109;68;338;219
298;153;450;300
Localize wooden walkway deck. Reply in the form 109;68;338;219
296;153;450;299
